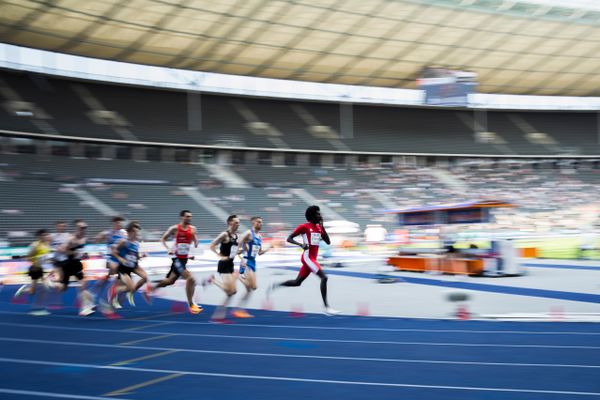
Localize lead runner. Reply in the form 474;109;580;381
270;205;340;316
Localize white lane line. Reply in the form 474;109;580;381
0;357;599;397
1;336;598;369
0;310;597;335
1;321;598;350
0;388;127;399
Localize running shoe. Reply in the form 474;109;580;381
232;309;254;319
189;303;203;314
28;309;50;316
109;284;122;309
142;286;152;304
107;283;115;302
78;306;95;317
127;292;135;307
112;297;122;309
14;284;29;298
99;302;120;319
43;278;55;289
324;307;341;316
44;272;59;289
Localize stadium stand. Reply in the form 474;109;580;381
1;151;598;246
2;69;599;155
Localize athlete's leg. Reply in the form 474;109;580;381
92;261;117;298
233;268;256;318
153;260;180;289
132;266;148;292
58;262;71;292
118;273;136;294
30;278;47;310
180;269;197;306
77;267;90;298
75;266;95;316
279;266;310;287
239;268;256;298
316;269;329;307
239;267;257;291
154;275;177;289
212;272;237;295
131;266;151;304
212;273;237;320
178;269;202;314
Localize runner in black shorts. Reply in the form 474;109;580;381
57;219;94;316
206;214;241;322
50;221;70;289
109;221;149;307
152;210;202;314
14;229;54;315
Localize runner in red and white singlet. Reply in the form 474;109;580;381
151;210;203;314
269;205;340;316
173;223;194;260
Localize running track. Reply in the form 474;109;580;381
0;285;599;400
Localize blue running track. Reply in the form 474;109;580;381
0;284;599;400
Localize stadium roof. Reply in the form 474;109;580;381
1;0;599;96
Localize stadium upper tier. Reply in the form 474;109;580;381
0;152;598;246
1;70;598;156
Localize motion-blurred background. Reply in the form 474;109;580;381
0;0;599;279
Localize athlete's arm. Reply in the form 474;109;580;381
56;236;72;255
210;232;228;259
240;230;251;252
192;226;199;248
319;218;331;245
26;243;36;261
160;225;177;253
259;242;270;256
61;235;76;256
111;239;127;265
94;230;108;244
287;225;308;250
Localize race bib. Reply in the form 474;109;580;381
54;252;67;262
73;248;84;260
40;254;53;269
125;254;137;268
250;246;260;258
229;245;238;259
176;243;190;255
310;233;321;245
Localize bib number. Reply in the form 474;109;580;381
125;254;137;268
229;245;238;259
250;246;260;258
311;233;321;245
73;249;84;260
40;254;53;269
176;243;190;255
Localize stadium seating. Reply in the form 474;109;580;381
1;152;598;246
1;69;599;155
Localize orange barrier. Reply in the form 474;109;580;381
387;256;484;276
520;247;538;258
